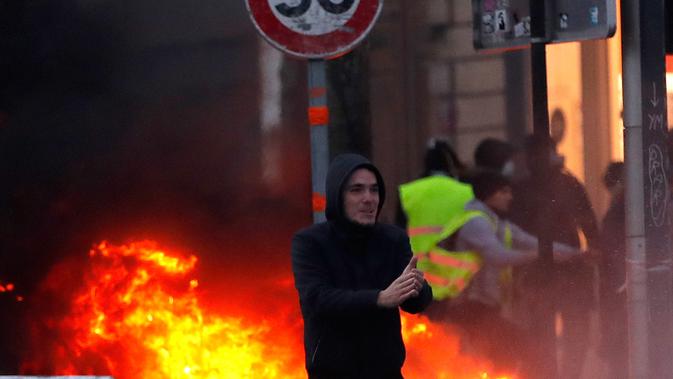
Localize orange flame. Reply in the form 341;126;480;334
24;240;304;378
22;239;515;379
402;315;516;379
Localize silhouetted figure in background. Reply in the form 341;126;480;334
597;161;626;379
473;138;518;177
424;137;469;180
510;135;599;379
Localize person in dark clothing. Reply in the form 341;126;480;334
597;161;627;379
291;153;433;379
511;135;599;248
509;135;599;379
473;138;517;176
421;137;466;178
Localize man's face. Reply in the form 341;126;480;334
486;186;513;214
343;168;379;225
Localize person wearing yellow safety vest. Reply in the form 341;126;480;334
398;174;473;299
395;138;472;230
396;139;474;295
434;170;582;376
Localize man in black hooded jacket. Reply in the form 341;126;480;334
291;153;433;379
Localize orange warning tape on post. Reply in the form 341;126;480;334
308;106;329;126
312;192;327;212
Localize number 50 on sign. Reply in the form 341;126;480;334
246;0;383;59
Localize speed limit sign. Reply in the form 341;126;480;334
246;0;383;59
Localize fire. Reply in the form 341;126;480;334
23;240;305;379
21;239;515;379
402;315;516;379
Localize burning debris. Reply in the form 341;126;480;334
21;240;305;379
18;240;514;379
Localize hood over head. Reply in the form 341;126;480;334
325;153;386;223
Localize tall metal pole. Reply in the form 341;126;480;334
621;0;672;377
638;0;672;374
620;2;649;376
308;59;329;223
530;0;552;268
529;1;557;377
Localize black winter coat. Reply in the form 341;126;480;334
291;154;432;379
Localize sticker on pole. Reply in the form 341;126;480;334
245;0;383;59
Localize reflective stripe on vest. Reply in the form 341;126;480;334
420;256;477;300
414;210;485;301
426;250;481;272
407;225;444;237
417;210;514;301
424;271;467;294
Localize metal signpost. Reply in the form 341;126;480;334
637;1;672;375
246;0;383;223
620;3;649;377
621;0;672;377
527;1;556;376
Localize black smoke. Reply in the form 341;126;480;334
0;0;312;372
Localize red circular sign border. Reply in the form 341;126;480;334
246;0;383;59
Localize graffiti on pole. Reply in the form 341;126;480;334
648;143;668;227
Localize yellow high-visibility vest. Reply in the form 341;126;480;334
418;210;484;300
420;211;514;301
399;175;474;254
399;175;472;300
400;177;515;300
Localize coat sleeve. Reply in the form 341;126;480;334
397;232;433;314
291;232;380;318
